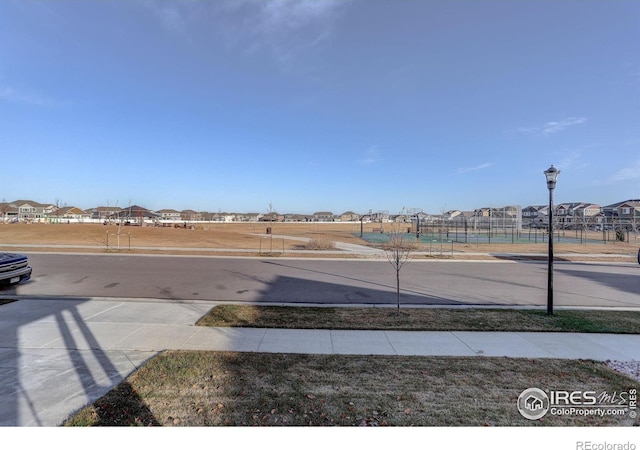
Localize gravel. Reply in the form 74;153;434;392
606;360;640;382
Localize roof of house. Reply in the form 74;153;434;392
54;206;89;215
10;200;54;207
603;199;640;209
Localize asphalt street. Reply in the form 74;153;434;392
6;253;640;308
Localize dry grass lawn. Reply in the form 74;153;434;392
197;305;640;334
64;352;639;426
1;222;637;260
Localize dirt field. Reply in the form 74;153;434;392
0;222;638;261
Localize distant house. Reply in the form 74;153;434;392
312;212;335;222
340;211;360;222
370;211;390;223
469;206;522;230
88;206;123;221
114;205;159;223
473;207;491;218
260;212;284;222
53;206;91;222
444;210;462;220
522;205;547;227
523;205;545;220
603;199;640;220
157;209;182;221
283;214;307;222
180;210;202;221
556;202;582;224
601;199;640;230
10;200;56;221
208;212;237;222
415;211;433;224
233;213;256;222
0;202;19;222
572;203;601;226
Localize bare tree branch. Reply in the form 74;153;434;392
383;216;417;314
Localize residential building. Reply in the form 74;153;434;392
113;205;159;223
10;200;56;221
603;199;640;220
238;213;261;222
260;212;284;222
340;211;360;222
522;205;545;223
312;212;335;222
283;214;307;222
180;210;202;221
52;206;91;222
88;206;123;222
157;209;182;221
0;202;19;222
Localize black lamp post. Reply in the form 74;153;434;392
544;165;560;315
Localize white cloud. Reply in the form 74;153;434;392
612;159;640;182
143;0;347;65
457;162;492;174
518;117;587;135
542;117;587;134
555;149;592;171
260;0;344;32
0;85;59;107
357;145;382;165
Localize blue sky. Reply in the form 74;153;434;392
1;0;639;214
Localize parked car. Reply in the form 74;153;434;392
0;252;32;288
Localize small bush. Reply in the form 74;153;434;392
302;238;335;250
615;228;625;242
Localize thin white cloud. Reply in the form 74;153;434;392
0;85;59;107
612;159;640;182
542;117;587;134
260;0;344;31
457;162;492;174
555;149;591;171
144;0;347;65
518;117;587;135
357;145;382;165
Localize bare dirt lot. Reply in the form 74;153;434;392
0;222;638;261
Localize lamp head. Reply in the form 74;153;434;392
544;165;560;190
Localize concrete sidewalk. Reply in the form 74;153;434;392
1;297;639;426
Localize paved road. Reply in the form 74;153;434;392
4;253;639;308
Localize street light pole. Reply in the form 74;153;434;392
544;165;560;315
360;209;372;238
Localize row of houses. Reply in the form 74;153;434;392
432;201;639;230
1;199;639;229
0;201;363;224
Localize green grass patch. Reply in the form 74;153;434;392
64;352;639;426
197;305;640;334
